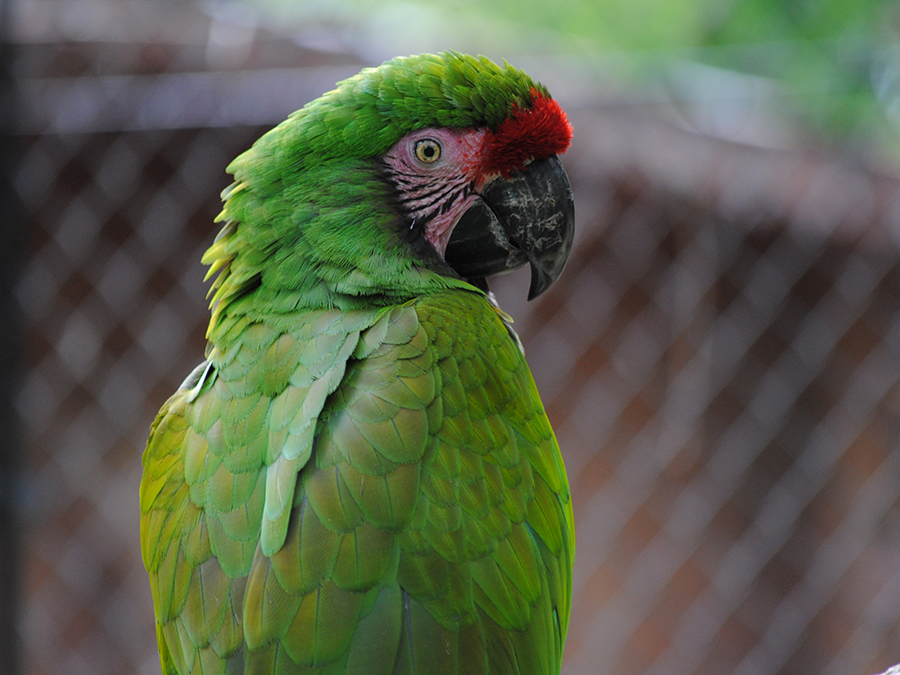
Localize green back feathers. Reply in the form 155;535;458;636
203;53;550;342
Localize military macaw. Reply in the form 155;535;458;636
140;52;575;675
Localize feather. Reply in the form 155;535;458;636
141;51;574;675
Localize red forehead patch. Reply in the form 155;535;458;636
482;88;572;178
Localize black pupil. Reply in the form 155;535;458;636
421;143;435;158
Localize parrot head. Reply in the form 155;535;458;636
204;52;574;332
380;91;574;301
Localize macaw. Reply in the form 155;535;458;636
140;52;575;675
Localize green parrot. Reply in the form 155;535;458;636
140;52;575;675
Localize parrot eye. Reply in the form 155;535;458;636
414;139;442;164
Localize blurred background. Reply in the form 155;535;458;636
3;0;900;674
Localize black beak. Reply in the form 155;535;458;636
444;155;575;300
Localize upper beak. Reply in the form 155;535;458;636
444;155;575;300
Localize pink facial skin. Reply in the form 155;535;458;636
380;91;572;260
381;126;494;258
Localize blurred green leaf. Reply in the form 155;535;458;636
242;0;900;154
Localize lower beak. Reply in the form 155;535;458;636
444;155;575;300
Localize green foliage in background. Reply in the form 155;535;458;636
243;0;900;153
697;0;896;144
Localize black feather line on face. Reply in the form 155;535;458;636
376;158;469;242
373;159;458;275
376;159;422;240
394;177;444;205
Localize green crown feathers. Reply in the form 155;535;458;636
227;52;551;181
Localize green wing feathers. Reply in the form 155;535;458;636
140;290;573;674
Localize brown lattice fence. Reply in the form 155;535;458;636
8;4;900;674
